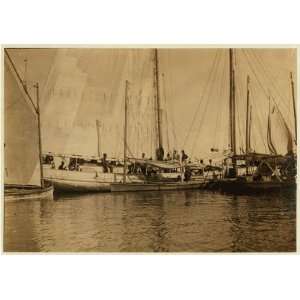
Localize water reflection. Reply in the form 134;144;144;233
4;190;296;252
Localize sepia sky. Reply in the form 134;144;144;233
6;48;297;160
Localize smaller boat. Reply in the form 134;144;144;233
4;181;53;202
4;50;53;201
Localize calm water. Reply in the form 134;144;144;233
4;190;296;252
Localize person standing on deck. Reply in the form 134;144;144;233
102;153;113;173
140;153;147;175
173;150;180;161
156;146;164;161
166;152;171;160
181;150;188;164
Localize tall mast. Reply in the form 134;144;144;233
229;49;237;157
245;75;250;175
290;72;297;145
153;48;163;149
245;75;250;154
249;105;252;152
123;80;129;183
34;82;44;188
96;120;101;158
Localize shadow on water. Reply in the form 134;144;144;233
4;189;296;252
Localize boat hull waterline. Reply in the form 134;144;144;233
4;182;54;201
110;181;205;192
206;178;296;194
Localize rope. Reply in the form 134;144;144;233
248;81;268;152
213;50;228;150
212;51;225;148
248;49;291;114
4;49;38;113
242;49;290;131
162;73;170;153
182;49;220;149
190;50;223;157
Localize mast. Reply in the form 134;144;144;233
229;49;237;161
123;80;129;183
153;48;163;150
96;120;101;158
245;75;250;154
245;75;250;174
249;105;252;152
290;72;297;145
34;82;44;188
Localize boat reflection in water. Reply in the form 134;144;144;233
4;189;296;252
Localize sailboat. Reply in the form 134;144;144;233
43;49;206;193
208;49;296;193
4;50;53;201
110;78;206;192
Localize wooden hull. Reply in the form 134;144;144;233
110;181;205;192
49;178;111;192
206;178;296;194
44;168;144;193
4;181;53;201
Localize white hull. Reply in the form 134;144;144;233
44;168;144;193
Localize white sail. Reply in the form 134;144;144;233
40;49;159;159
4;53;41;186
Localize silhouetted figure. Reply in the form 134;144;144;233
58;161;66;170
102;153;113;173
156;146;164;161
181;150;188;163
173;150;180;160
184;167;192;181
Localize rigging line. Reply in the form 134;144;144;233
217;50;229;149
250;49;291;111
235;50;248;152
247;49;291;114
4;49;38;113
270;95;292;135
213;50;226;148
241;49;285;117
182;49;220;148
249;82;268;152
162;73;171;153
269;92;294;135
190;50;223;157
235;80;245;153
166;50;178;150
245;49;292;131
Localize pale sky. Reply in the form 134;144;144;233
7;48;297;160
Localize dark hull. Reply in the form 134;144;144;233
206;178;296;195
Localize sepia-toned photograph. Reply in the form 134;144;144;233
2;47;297;252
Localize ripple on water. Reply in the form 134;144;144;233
4;189;296;252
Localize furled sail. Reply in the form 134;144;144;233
4;52;41;186
267;104;294;155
